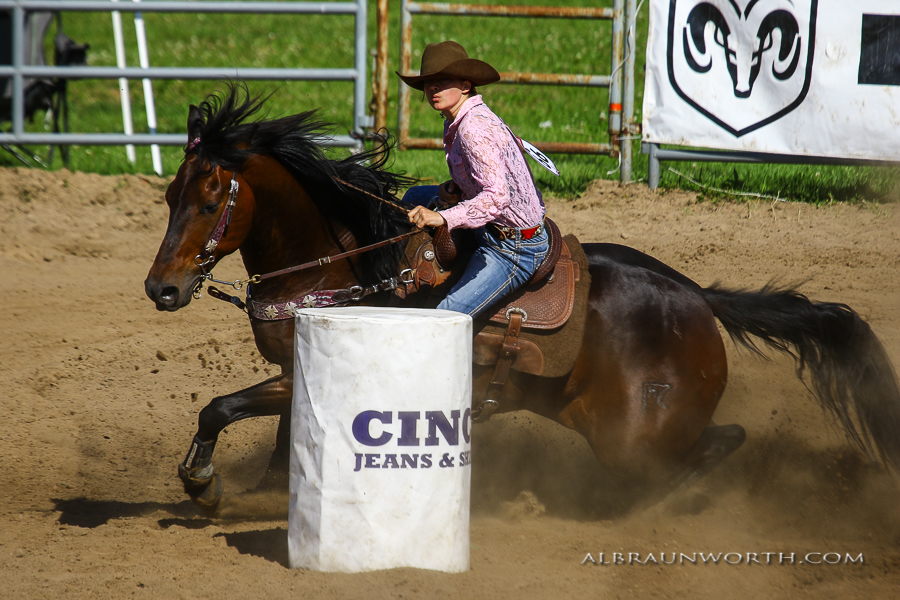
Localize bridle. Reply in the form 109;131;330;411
192;171;247;297
190;167;422;317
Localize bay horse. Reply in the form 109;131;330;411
145;85;900;512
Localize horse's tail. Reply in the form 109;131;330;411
700;283;900;468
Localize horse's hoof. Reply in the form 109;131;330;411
178;463;223;515
187;473;224;516
178;462;213;491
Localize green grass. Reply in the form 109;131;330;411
2;0;897;203
660;161;900;205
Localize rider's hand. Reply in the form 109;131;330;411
408;205;446;229
437;180;461;208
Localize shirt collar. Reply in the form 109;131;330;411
445;95;483;134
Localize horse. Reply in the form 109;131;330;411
145;85;900;513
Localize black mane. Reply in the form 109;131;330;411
188;83;415;284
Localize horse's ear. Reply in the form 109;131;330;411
187;104;203;141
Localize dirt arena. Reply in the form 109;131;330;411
2;166;899;599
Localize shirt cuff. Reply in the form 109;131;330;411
439;204;468;230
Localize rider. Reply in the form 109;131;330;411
399;40;549;318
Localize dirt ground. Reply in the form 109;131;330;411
1;166;899;599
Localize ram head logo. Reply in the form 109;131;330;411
684;3;801;97
666;0;817;136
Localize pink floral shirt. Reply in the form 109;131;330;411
439;96;545;231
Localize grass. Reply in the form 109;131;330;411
2;0;897;203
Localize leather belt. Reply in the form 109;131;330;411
489;219;545;242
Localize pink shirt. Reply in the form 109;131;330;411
439;96;545;231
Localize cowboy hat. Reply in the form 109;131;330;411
397;41;500;90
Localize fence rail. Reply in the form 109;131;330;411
3;0;641;182
0;0;369;150
642;144;895;190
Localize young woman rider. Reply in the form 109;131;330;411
398;40;548;318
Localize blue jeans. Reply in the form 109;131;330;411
402;185;549;317
438;226;549;318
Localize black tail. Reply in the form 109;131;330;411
701;283;900;468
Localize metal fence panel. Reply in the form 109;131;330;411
391;0;638;182
0;0;369;150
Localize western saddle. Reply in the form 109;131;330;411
405;218;589;421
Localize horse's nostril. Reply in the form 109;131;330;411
159;286;180;305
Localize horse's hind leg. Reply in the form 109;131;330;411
179;372;293;512
255;411;292;491
670;423;746;492
552;268;734;510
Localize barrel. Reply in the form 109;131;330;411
289;307;472;572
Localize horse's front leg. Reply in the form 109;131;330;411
178;371;293;512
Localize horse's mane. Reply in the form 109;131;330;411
188;83;416;285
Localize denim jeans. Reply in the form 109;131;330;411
437;226;549;318
402;185;549;317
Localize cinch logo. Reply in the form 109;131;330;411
350;410;472;472
352;410;472;447
666;0;817;136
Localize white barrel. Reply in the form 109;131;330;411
289;307;473;572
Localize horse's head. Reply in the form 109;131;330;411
147;83;418;314
144;105;256;311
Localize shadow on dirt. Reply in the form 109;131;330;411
53;491;292;529
53;496;290;565
53;498;200;528
214;528;289;567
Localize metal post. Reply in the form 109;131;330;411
397;0;412;146
620;0;636;183
353;0;370;135
609;0;623;145
134;0;162;174
374;0;389;133
11;5;24;135
645;142;660;189
111;3;137;163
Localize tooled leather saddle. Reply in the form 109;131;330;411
405;218;591;421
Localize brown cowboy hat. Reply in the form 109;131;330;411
397;41;500;90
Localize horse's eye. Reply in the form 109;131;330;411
201;202;220;215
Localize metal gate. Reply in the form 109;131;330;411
379;0;639;182
0;0;370;151
2;0;640;181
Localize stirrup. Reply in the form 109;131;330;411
472;399;499;423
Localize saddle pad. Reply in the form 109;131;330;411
473;235;591;377
485;236;577;330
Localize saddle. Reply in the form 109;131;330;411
405;218;592;421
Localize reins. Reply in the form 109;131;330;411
252;228;423;283
192;169;423;301
332;176;410;216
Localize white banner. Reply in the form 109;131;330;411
643;0;900;160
